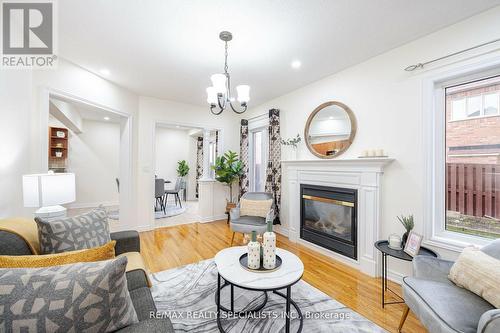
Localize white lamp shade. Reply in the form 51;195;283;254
210;74;227;94
236;85;250;103
206;87;218;105
23;173;76;207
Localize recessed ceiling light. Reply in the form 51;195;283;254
291;60;301;69
103;116;110;121
99;68;110;76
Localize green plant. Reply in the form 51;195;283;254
280;134;301;148
176;160;189;177
397;214;415;232
211;150;244;203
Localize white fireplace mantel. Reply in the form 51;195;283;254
280;158;394;277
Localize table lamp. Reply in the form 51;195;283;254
23;172;75;218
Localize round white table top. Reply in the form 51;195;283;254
214;246;304;290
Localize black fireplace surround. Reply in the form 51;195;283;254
300;184;357;260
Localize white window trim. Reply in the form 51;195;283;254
423;56;500;252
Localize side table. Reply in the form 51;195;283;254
374;240;438;308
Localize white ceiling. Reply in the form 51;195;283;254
59;0;500;107
50;96;124;123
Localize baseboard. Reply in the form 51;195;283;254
387;269;405;285
200;214;226;223
273;225;289;237
66;201;119;209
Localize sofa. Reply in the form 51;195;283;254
0;218;174;333
399;239;500;333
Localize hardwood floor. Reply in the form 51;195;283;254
140;220;426;333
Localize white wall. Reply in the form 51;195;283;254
0;71;33;218
155;127;190;189
245;6;500;279
48;115;121;207
138;96;241;229
0;59;140;231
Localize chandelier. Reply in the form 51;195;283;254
206;31;249;115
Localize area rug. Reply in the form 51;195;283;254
155;203;187;219
151;259;387;332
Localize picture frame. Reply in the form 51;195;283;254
404;231;423;257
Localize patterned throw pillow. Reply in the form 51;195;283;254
0;256;138;332
240;198;273;218
0;241;116;268
35;206;111;254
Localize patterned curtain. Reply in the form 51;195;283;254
195;137;203;198
265;109;282;224
239;120;249;197
215;130;219;157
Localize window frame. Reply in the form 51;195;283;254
449;91;500;122
423;58;500;252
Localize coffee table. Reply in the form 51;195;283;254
214;246;304;333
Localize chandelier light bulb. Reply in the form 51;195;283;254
206;87;217;104
210;74;227;94
236;85;250;104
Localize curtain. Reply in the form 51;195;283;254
239;119;249;197
195;137;203;198
265;109;282;224
215;130;219;157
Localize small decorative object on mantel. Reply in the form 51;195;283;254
262;217;277;269
359;149;388;158
388;233;402;250
404;231;423;257
247;231;260;269
398;214;415;247
280;134;301;160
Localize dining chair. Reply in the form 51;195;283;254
155;178;166;214
165;177;183;208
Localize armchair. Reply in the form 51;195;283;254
229;192;275;246
399;239;500;333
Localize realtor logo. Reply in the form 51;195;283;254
2;1;57;68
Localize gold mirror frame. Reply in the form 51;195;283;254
304;101;357;159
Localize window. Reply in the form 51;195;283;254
249;127;268;192
445;76;500;240
450;91;500;120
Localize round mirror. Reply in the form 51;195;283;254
304;101;357;158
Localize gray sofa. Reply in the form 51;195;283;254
0;229;174;333
400;239;500;333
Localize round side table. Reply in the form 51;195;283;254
374;240;438;308
214;246;304;333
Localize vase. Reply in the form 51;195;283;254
247;231;260;269
262;219;276;269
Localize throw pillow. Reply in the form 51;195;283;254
240;198;273;218
0;241;116;268
35;206;111;254
449;246;500;308
0;256;138;332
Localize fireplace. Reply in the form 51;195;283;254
300;184;357;260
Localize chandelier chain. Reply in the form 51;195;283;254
224;41;229;75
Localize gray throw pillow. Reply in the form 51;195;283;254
0;256;138;332
35;206;111;254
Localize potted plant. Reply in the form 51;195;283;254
211;151;244;206
176;160;189;190
280;134;301;160
397;214;414;247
